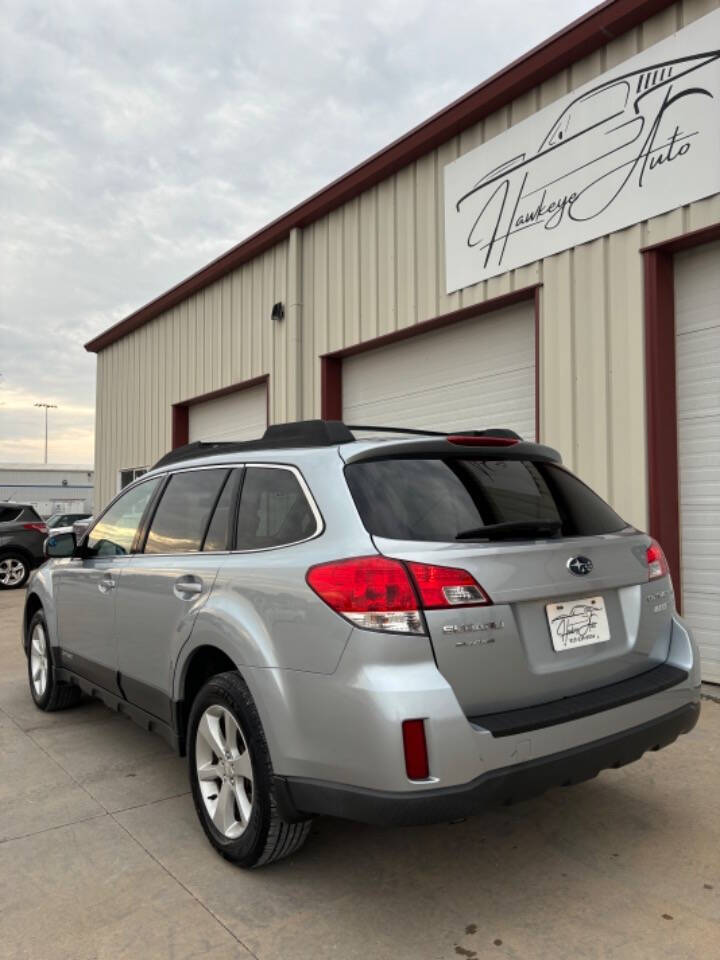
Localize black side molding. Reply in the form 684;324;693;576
276;702;699;827
469;664;688;737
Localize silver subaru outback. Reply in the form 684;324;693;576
23;421;700;868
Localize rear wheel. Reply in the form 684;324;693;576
27;610;82;711
0;552;30;590
187;671;311;868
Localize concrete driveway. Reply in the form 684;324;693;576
0;590;718;960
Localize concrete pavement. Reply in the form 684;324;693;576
0;589;718;960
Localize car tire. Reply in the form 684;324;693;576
0;552;31;590
27;610;82;711
188;671;312;868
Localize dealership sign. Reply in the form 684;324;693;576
444;9;720;293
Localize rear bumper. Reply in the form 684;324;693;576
276;702;700;826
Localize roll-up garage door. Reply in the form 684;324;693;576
675;240;720;683
188;383;267;443
341;301;535;440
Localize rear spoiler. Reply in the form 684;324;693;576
341;437;562;464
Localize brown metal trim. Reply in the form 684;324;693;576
320;356;342;420
170;374;270;450
534;286;541;442
319;284;541;432
643;221;720;610
85;0;675;354
641;221;720;255
643;248;681;607
171;404;189;449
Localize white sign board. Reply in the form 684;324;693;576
444;9;720;294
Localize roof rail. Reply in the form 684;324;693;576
151;419;355;469
151;420;524;470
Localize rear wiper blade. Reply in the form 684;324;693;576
455;519;562;540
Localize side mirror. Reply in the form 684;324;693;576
44;531;77;559
73;518;92;541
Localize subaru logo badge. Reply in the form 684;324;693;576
567;556;593;576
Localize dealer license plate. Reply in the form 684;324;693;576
546;596;610;652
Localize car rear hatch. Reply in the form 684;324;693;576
343;439;674;717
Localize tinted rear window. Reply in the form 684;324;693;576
144;469;229;555
344;459;626;541
0;506;22;523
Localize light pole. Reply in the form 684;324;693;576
34;402;57;463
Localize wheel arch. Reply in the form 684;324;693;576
23;592;44;654
175;643;240;754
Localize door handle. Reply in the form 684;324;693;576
98;573;116;594
174;576;203;600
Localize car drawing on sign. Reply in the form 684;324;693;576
551;603;599;640
455;50;720;266
23;421;700;868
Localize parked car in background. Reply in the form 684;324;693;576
45;511;92;534
23;421;700;867
0;503;48;589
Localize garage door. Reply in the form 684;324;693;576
342;301;535;439
188;384;267;443
675;240;720;684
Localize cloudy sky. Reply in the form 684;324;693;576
1;0;597;465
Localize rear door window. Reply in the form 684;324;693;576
0;507;22;523
235;467;317;550
144;469;229;555
344;458;625;541
202;470;240;552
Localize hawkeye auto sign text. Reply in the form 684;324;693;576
444;9;720;293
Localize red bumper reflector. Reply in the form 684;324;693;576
402;719;429;780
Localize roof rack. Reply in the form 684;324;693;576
151;420;524;470
152;420;355;469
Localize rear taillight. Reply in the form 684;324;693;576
402;719;429;780
306;556;423;634
406;562;490;607
646;539;670;581
23;522;48;534
306;556;491;633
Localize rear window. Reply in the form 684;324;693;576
0;506;22;523
344;458;626;541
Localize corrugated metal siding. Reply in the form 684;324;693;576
95;241;289;507
95;0;720;521
301;0;719;531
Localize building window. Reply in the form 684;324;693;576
119;467;148;490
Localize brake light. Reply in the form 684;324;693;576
307;556;492;632
306;556;423;634
402;719;429;780
23;522;48;534
447;435;519;446
646;539;670;581
406;562;491;607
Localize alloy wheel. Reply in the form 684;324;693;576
195;704;254;839
0;557;26;587
30;623;49;698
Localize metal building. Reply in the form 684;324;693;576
85;0;720;682
0;464;94;518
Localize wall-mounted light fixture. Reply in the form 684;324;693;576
271;302;285;323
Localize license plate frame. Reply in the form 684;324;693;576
546;595;610;652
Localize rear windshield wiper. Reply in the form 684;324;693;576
455;519;562;541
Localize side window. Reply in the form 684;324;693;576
87;477;161;557
0;507;22;523
144;469;228;555
202;471;239;552
236;467;317;550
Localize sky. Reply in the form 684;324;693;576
0;0;598;465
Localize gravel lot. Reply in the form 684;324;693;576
0;588;718;960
